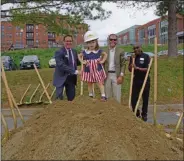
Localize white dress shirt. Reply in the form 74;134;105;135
108;47;116;71
108;47;124;76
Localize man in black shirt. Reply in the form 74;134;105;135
128;44;150;122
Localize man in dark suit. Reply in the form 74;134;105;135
53;35;80;101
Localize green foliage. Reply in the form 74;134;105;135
155;0;184;16
1;1;111;34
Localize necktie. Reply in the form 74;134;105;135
68;49;74;69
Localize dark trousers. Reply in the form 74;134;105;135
56;76;76;101
131;79;150;117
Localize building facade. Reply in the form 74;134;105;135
116;25;140;45
135;14;184;45
1;20;88;51
115;14;183;46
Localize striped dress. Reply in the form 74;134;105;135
81;49;106;83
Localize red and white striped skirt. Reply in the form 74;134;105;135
81;59;106;83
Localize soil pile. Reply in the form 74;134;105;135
2;96;183;160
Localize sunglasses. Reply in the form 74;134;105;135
109;39;117;41
65;40;72;43
133;47;140;50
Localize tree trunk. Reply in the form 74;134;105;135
168;0;177;57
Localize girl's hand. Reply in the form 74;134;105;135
82;60;87;65
99;60;104;64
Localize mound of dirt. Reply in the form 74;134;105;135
2;96;183;160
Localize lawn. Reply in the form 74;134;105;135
2;44;183;69
1;56;183;107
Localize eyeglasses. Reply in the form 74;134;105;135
133;47;140;50
109;39;117;41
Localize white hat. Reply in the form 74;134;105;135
84;31;98;43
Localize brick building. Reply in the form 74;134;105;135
116;25;140;45
116;14;183;46
1;18;88;51
135;14;184;45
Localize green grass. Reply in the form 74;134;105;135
2;44;183;69
1;56;183;107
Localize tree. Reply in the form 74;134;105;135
1;0;112;35
155;0;184;57
1;0;183;56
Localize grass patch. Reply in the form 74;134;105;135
2;44;183;69
1;56;183;106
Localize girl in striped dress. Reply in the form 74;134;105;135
78;31;107;101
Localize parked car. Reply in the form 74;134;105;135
144;52;154;57
124;52;134;61
158;50;168;56
178;49;184;55
20;55;40;69
49;56;56;68
1;56;17;71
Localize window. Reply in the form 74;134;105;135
7;40;12;44
26;40;34;46
35;25;38;29
148;25;156;37
20;32;23;37
16;41;21;44
26;33;34;38
1;25;5;31
26;24;34;32
8;26;12;30
36;40;39;44
16;32;19;36
16;26;21;30
1;32;4;38
36;32;39;37
7;33;12;38
48;32;55;39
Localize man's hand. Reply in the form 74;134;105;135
117;76;124;84
74;70;81;75
133;64;137;69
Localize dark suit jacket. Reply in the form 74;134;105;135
53;47;80;87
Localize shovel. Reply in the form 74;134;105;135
35;83;50;104
17;84;31;106
24;84;40;105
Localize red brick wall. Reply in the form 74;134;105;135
177;17;184;32
1;21;87;51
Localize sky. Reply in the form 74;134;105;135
85;2;159;41
2;2;159;42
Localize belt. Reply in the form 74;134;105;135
108;71;115;73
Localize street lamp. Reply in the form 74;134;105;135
20;29;24;48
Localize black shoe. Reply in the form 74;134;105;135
89;96;93;98
142;115;147;122
136;109;141;118
101;96;107;102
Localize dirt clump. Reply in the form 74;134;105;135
2;96;183;160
